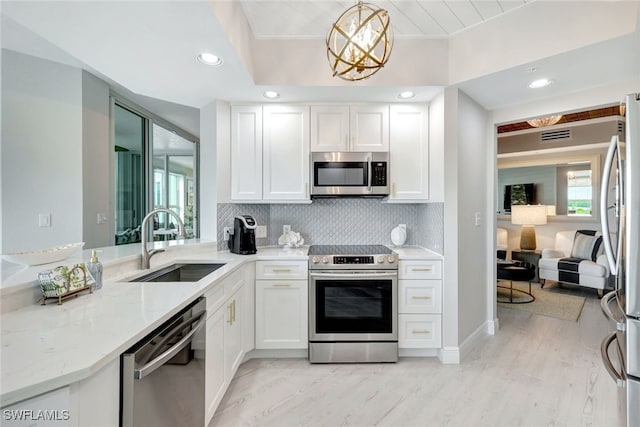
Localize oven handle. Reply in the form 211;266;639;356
310;271;397;279
134;310;206;380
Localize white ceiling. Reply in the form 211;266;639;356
1;0;639;133
241;0;531;39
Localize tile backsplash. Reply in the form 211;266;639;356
217;199;444;254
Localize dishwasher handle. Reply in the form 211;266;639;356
135;310;206;380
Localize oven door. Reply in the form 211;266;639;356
309;270;397;342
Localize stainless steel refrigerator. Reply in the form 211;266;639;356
600;92;640;427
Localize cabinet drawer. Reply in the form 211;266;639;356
399;280;442;314
398;260;442;280
398;314;442;349
256;260;307;280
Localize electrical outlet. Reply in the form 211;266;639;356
223;227;232;241
38;213;51;228
474;212;481;227
256;225;267;238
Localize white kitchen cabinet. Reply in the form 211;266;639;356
205;306;225;425
231;105;262;201
255;280;308;349
242;262;256;355
388;104;429;202
398;259;442;349
224;287;244;378
255;260;308;349
310;105;350;151
350;104;389;152
310;104;389;152
263;105;310;201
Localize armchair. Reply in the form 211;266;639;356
538;230;612;296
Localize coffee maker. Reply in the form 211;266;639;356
228;215;257;255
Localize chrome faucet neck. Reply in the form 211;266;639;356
140;208;187;269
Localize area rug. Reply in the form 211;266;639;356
497;281;586;321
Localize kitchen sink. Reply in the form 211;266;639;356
129;263;226;282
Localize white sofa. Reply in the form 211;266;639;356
538;230;612;295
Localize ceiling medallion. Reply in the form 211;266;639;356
326;1;393;81
526;115;563;128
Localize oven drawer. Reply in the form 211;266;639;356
256;260;308;280
398;314;442;349
398;260;442;280
399;279;442;314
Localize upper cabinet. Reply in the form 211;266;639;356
310;105;389;152
388;105;429;202
231;105;310;203
231;106;263;201
263;105;310;201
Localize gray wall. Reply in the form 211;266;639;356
217;200;444;253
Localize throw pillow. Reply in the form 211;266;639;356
571;231;603;261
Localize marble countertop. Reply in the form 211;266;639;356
0;243;309;407
0;243;440;407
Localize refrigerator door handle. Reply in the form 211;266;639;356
600;290;627;331
600;135;620;275
600;331;626;387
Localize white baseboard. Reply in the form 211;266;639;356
459;320;490;362
487;317;499;335
438;347;460;364
244;348;308;361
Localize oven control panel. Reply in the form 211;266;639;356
334;256;374;264
309;254;397;268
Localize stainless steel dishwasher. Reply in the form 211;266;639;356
120;297;206;427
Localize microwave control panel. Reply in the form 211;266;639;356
371;162;387;186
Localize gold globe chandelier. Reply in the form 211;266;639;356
326;1;393;81
526;115;563;128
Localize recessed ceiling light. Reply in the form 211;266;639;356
196;52;223;66
528;78;553;89
263;91;280;99
398;91;415;99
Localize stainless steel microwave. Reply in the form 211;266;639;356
310;152;390;197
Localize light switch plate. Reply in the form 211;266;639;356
223;227;232;241
38;213;51;228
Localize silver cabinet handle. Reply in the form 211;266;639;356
135;310;206;380
411;296;431;300
272;283;291;287
411;268;433;272
412;330;430;334
227;302;233;325
272;268;292;273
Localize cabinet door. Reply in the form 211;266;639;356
310;105;349;152
255;280;308;349
389;104;429;201
224;289;244;379
242;264;256;354
349;105;389;152
231;105;262;201
398;314;442;349
263;105;310;201
205;308;226;425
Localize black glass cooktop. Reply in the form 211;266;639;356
308;245;393;256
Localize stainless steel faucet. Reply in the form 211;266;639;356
140;208;186;269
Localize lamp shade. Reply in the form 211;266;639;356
511;205;548;226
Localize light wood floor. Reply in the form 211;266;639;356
211;285;621;427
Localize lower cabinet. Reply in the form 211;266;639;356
398;259;443;349
204;264;251;426
255;260;308;350
255;280;308;349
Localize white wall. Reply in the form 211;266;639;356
1;49;83;252
456;91;489;345
81;70;111;248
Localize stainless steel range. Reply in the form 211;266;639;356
308;245;398;363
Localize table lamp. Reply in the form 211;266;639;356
511;205;547;251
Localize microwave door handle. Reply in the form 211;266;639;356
366;154;372;192
600;331;626;387
600;135;619;275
